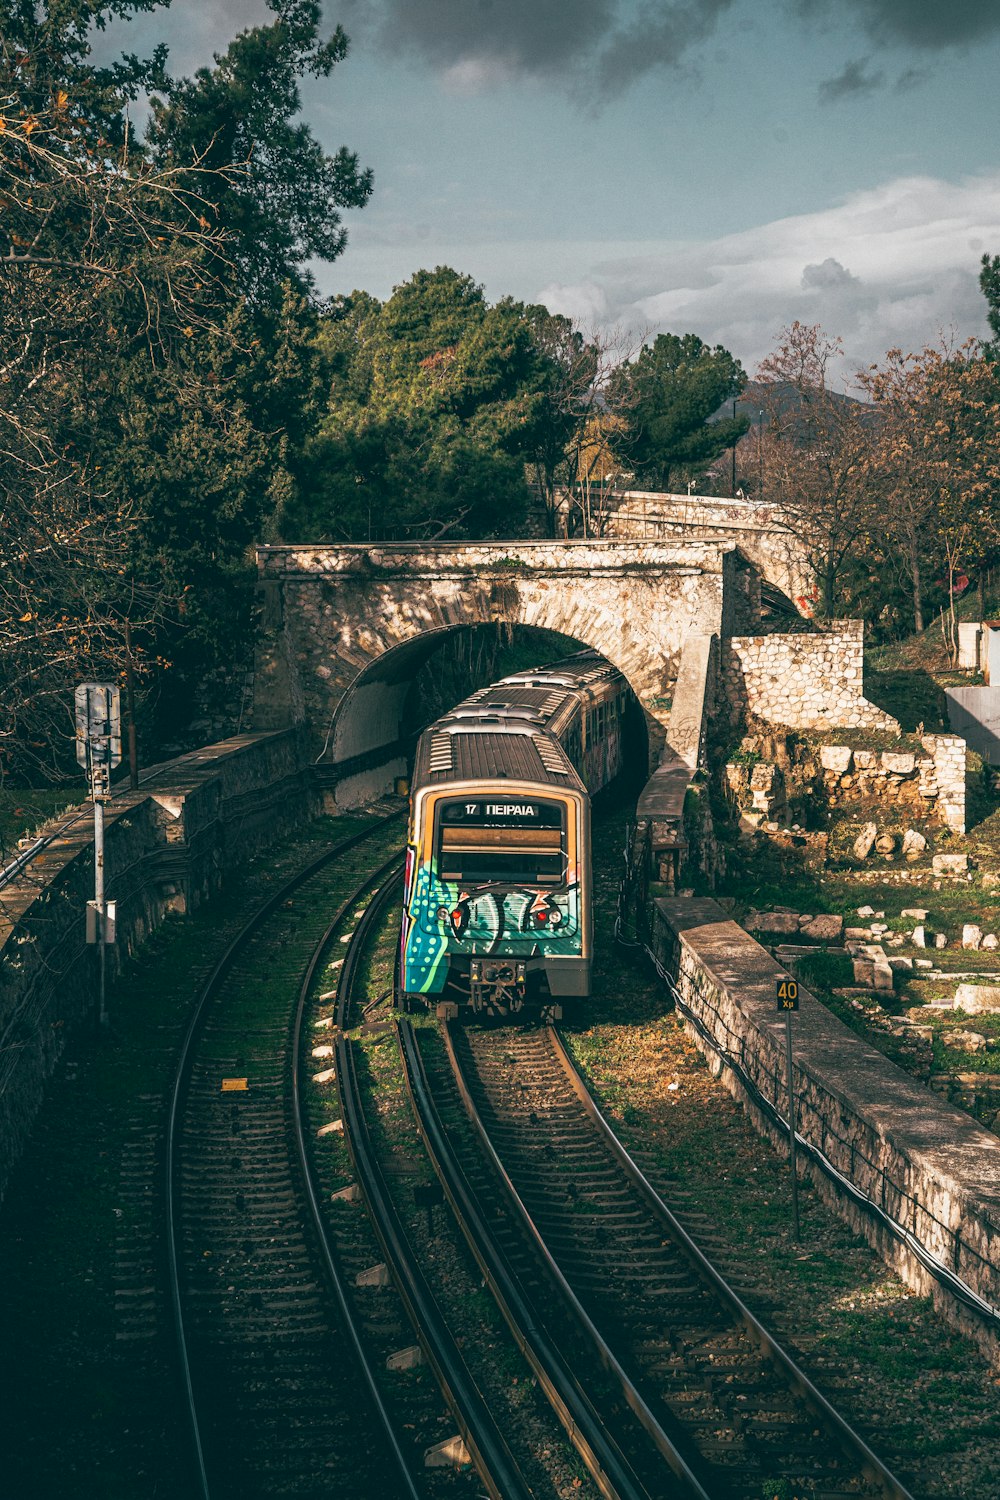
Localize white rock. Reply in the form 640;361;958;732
820;745;853;773
983;934;999;950
954;983;1000;1014
881;751;916;775
933;853;969;875
854;825;877;861
915;958;934;969
901;908;929;921
911;925;926;948
935;933;948;949
962;925;983;951
902;829;927;857
857;904;876;918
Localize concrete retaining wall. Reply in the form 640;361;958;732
0;730;312;1204
947;686;1000;767
652;896;1000;1363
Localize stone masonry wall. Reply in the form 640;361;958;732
653;896;1000;1363
723;621;898;733
0;729;313;1205
725;732;968;833
255;540;753;783
606;490;816;609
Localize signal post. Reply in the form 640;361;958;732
75;684;121;1028
776;975;801;1241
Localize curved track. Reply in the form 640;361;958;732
416;1018;917;1500
165;817;424;1499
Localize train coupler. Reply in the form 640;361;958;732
469;959;526;1015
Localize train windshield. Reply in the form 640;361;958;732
435;797;567;886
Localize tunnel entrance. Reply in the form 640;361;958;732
324;623;650;809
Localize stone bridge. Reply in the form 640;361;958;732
254;539;759;806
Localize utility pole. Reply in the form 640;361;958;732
75;684;121;1028
124;619;139;790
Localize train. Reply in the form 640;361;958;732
400;650;629;1018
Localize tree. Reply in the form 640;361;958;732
608;332;748;492
753;322;874;618
144;0;372;304
0;1;370;775
285;269;580;543
981;252;1000;361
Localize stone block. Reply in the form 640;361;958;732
932;853;969;875
852;958;874;985
875;834;896;855
845;926;872;941
982;934;999;950
889;956;914;971
801;914;844;942
881;751;916;775
944;1029;988;1052
901;830;927;858
819;745;853;773
935;933;948;949
954;983;1000;1014
962;925;983;950
911;925;926;948
853;823;877;860
854;750;877;769
873;963;896;992
752;911;802;935
901;907;929;921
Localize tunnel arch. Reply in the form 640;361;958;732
326;622;651;807
254;539;744;804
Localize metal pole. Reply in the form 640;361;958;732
93;767;108;1028
785;1010;800;1240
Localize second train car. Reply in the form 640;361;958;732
400;650;628;1017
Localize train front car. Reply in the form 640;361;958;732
400;651;628;1019
401;706;589;1020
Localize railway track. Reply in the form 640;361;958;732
407;1018;918;1500
166;816;437;1499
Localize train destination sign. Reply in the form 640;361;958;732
440;799;562;828
776;978;799;1011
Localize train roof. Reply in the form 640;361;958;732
412;726;582;790
411;650;623;793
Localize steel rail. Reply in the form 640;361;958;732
398;1017;681;1500
332;973;531;1500
324;864;533;1499
547;1022;918;1500
290;857;422;1500
435;1019;712;1500
164;811;405;1499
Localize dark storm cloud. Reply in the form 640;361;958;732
799;0;1000;50
817;59;885;104
373;0;737;93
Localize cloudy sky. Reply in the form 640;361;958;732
101;0;1000;387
